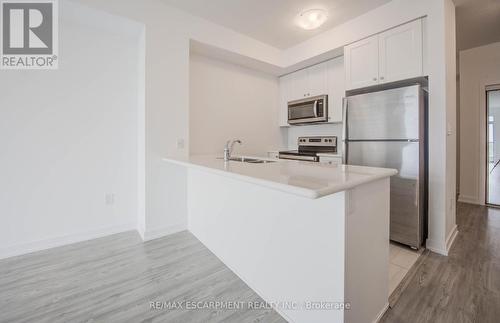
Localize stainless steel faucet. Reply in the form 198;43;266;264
224;139;242;161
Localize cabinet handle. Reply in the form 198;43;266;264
373;77;377;81
380;76;385;80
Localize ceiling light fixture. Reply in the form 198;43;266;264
297;9;328;30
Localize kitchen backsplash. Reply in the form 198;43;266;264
286;123;343;152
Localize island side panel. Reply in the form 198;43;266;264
344;178;390;323
187;168;347;323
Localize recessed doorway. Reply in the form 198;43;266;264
486;87;500;206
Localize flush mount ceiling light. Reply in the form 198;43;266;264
297;9;328;30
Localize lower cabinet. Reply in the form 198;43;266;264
267;151;280;160
319;156;343;165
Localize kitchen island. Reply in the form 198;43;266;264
163;156;397;323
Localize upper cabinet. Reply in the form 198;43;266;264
344;36;379;90
278;57;345;127
326;57;345;123
344;19;423;91
307;62;329;97
287;63;328;101
378;20;423;83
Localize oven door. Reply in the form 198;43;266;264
288;95;328;125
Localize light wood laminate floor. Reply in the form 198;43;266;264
382;203;500;323
0;231;286;323
2;202;499;323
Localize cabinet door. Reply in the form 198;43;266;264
319;156;343;165
344;35;379;90
378;20;423;83
327;56;345;123
267;151;279;160
289;68;309;101
307;61;328;97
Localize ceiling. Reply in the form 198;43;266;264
161;0;392;49
454;0;500;51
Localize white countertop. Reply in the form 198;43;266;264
163;155;397;199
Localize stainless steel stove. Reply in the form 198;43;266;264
279;136;337;162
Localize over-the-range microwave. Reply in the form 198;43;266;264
288;95;328;125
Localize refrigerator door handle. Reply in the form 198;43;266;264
415;181;419;206
342;97;348;164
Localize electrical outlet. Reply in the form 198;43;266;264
105;193;115;205
177;138;185;149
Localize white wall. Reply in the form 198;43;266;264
459;42;500;205
189;54;284;156
444;0;458;250
66;0;289;242
0;2;143;258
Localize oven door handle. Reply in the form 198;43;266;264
313;100;318;118
279;154;318;162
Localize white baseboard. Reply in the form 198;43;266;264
0;222;137;260
141;223;187;242
445;225;458;254
137;227;146;240
374;303;389;323
458;194;481;205
426;225;458;256
426;238;447;256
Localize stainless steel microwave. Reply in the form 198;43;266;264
287;95;328;125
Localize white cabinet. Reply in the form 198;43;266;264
319;156;343;165
344;19;423;91
326;57;345;123
378;20;423;83
267;151;280;160
286;63;328;101
344;36;379;90
278;56;345;126
288;68;309;101
307;62;328;97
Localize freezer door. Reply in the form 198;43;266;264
347;85;420;140
347;141;422;248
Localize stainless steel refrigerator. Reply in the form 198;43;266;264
343;84;427;249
